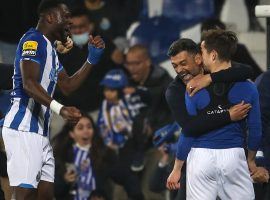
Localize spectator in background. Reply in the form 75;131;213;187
0;0;41;63
149;123;181;200
53;114;116;200
201;18;263;80
84;0;124;41
110;0;143;34
97;69;133;150
84;0;138;52
57;8;124;112
149;144;182;200
255;70;270;200
124;44;173;171
125;44;173;132
97;69;145;200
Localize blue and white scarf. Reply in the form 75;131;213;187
73;144;96;200
97;99;133;147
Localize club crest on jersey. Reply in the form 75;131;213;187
22;41;38;56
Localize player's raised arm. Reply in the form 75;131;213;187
20;59;81;123
57;35;105;96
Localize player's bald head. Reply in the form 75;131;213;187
127;44;150;59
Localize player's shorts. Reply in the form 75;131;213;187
2;127;54;188
186;148;254;200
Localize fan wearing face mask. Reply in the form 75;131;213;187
57;7;124;112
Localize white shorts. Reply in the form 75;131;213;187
186;148;254;200
2;127;55;188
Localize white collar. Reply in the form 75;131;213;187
75;143;91;151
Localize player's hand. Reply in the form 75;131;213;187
106;141;119;152
186;74;212;97
89;35;105;49
56;37;73;54
248;160;258;175
166;169;181;190
251;167;269;183
60;106;81;124
64;170;77;183
87;35;105;65
229;101;251;121
123;87;136;95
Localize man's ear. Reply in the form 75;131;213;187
194;53;202;65
43;13;54;24
145;57;151;67
211;50;217;62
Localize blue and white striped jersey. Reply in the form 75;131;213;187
3;28;64;136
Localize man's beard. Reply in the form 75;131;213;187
56;26;70;43
178;71;193;85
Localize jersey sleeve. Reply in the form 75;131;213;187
247;85;262;151
176;133;195;160
20;34;46;65
185;92;198;116
210;63;253;83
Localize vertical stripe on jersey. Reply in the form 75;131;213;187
9;98;29;129
42;72;56;136
29;102;41;133
4;98;20;127
43;108;50;137
19;98;35;130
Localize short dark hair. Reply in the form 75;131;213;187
71;7;89;18
202;29;238;61
167;38;200;57
37;0;64;15
201;18;226;33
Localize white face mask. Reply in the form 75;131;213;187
71;32;89;46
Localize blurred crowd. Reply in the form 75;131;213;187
0;0;269;200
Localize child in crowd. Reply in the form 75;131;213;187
53;114;115;200
98;69;133;151
97;69;145;199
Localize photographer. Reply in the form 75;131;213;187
149;123;184;200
